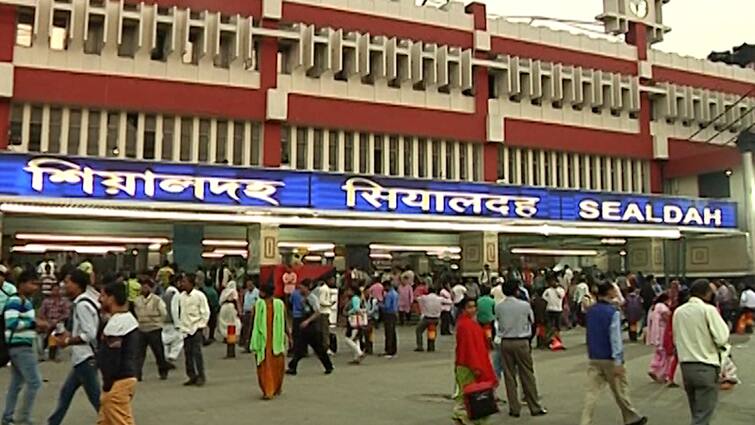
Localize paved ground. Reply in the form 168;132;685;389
2;326;753;425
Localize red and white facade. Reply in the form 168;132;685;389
0;0;754;274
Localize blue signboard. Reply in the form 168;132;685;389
0;153;738;229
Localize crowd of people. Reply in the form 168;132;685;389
1;257;753;425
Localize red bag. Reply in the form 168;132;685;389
463;381;499;420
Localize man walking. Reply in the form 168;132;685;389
495;280;547;418
581;282;647;425
317;278;335;354
673;279;730;425
2;271;45;425
382;281;399;358
133;279;173;381
415;287;450;352
97;283;140;425
49;269;101;425
178;274;210;386
285;282;333;375
161;279;183;363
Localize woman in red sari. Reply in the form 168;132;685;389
453;298;498;425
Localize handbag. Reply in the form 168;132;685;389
463;381;499;420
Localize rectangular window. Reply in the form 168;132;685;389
555;154;563;187
48;107;62;154
68;109;81;155
507;148;516;184
418;138;427;178
296;127;308;169
198;119;210;162
473;145;483;181
29;105;42;152
359;133;369;174
459;144;467;180
162;117;174;160
118;18;139;58
151;21;172;61
144;115;156;160
532;150;540;186
50;9;71;51
329;131;339;172
374;135;383;174
233;122;244;165
84;13;105;54
519;149;527;185
389;136;398;176
344;132;354;172
179;118;192;161
432;140;441;178
9;104;23;146
280;125;290;167
106;112;120;157
446;142;456;180
125;113;138;158
313;129;324;170
403;137;413;177
216;121;228;164
600;158;607;189
87;110;101;156
16;7;34;47
251;123;261;166
543;151;551;186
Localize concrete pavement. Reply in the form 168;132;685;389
2;326;752;425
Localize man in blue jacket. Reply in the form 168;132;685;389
580;282;647;425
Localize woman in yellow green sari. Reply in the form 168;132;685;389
453;298;498;424
250;283;288;400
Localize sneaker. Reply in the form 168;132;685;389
183;379;197;386
531;409;548;417
194;377;206;387
324;368;334;375
628;417;648;425
414;348;425;352
383;354;394;359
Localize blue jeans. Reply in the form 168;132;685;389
2;346;42;425
47;358;101;425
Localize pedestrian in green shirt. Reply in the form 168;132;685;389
477;286;496;326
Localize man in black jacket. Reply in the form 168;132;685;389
97;282;139;425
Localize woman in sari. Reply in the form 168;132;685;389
250;283;288;400
453;298;498;425
646;293;671;382
217;281;241;342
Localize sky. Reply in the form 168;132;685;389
471;0;753;58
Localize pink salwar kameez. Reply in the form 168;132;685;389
646;302;672;382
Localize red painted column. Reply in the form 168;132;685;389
0;5;16;150
260;19;281;168
466;2;496;182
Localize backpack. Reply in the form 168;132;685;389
65;297;101;352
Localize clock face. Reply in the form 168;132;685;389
628;0;649;19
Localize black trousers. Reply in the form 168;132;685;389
207;310;219;341
136;329;171;379
383;312;398;355
440;311;453;335
288;324;333;372
183;331;205;381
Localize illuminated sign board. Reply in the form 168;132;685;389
0;154;737;229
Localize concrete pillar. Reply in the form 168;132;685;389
247;224;279;274
173;224;203;273
741;152;755;273
626;238;666;277
460;232;498;275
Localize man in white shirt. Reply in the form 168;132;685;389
178;274;211;386
563;265;574;287
318;278;336;353
542;278;565;334
673;280;730;425
491;278;506;304
415;288;452;352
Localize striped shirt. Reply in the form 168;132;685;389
3;295;37;347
